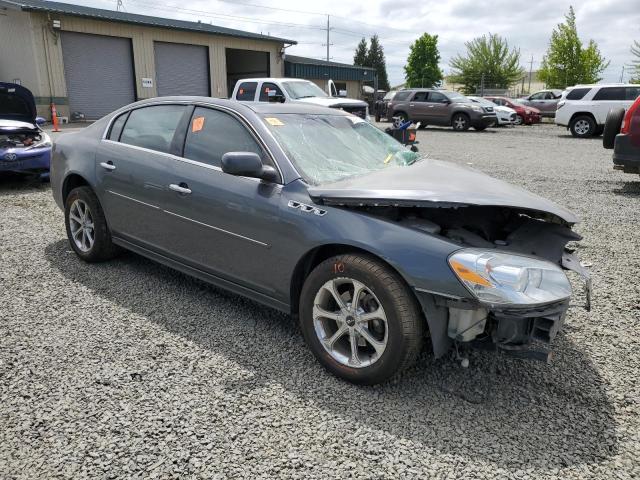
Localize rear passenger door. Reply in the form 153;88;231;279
160;106;285;296
592;87;627;124
407;91;430;120
96;104;188;249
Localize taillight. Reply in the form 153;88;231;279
621;97;640;134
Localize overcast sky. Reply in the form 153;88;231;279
76;0;640;85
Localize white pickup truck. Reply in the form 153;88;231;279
231;78;370;120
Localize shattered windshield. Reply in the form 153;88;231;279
262;114;420;185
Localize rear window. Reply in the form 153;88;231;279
108;112;128;141
566;88;591;100
119;105;186;153
236;82;257;101
393;91;412;101
593;87;626;101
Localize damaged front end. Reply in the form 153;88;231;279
350;204;590;363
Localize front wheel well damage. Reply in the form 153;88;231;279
289;243;429;331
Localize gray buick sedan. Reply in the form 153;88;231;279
51;98;590;385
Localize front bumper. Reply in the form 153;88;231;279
471;114;497;127
525;113;541;124
612;133;640;173
0;147;51;174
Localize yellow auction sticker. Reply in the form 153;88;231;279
265;117;284;126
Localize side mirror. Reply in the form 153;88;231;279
35;116;46;125
221;152;278;182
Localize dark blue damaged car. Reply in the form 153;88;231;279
0;83;51;179
51;98;591;385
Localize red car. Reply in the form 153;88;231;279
603;94;640;176
485;97;542;125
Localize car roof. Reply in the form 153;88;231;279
121;96;351;117
568;83;636;89
235;77;312;84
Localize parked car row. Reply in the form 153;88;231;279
382;88;542;131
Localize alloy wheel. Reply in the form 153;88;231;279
514;115;524;125
573;119;591;136
453;115;467;130
312;277;388;368
68;199;95;252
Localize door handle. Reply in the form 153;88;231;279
169;183;192;194
409;104;415;107
428;105;434;108
100;161;116;171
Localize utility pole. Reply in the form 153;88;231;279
480;73;485;96
326;15;330;62
116;0;124;11
620;65;625;83
528;55;534;94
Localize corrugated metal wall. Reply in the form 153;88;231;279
154;42;210;97
60;31;136;119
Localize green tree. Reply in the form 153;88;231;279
631;40;640;84
404;33;443;88
353;38;368;66
366;35;390;91
538;7;609;88
449;33;524;94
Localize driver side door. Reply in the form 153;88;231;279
159;106;286;297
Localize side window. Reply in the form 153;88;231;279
183;107;265;168
544;92;556;99
259;82;284;102
393;91;411;101
428;92;448;103
566;88;590;100
626;87;640;101
236;82;257;101
412;91;428;102
119;105;186;153
108;112;128;141
593;87;626;101
530;92;545;100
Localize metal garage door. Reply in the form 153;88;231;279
154;42;210;97
61;32;135;119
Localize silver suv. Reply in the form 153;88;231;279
388;89;497;131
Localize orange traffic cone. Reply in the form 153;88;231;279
51;103;60;132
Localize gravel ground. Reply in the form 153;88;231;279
1;123;639;479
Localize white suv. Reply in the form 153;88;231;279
555;84;640;138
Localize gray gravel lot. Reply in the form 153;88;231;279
1;123;639;479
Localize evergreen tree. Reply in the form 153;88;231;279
538;7;609;88
353;38;368;66
449;33;523;94
365;35;390;90
404;33;443;88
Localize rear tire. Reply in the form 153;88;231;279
570;115;596;138
299;254;423;385
394;111;409;123
65;186;121;263
452;113;470;131
603;108;625;149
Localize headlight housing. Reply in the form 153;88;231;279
448;249;571;306
470;105;483;112
26;132;52;150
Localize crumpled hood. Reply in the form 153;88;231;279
0;82;37;123
308;158;578;224
296;97;368;108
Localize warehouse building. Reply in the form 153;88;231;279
284;55;376;100
0;0;296;119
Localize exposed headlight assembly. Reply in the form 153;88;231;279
449;249;571;306
26;132;52;150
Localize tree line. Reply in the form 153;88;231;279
353;6;640;93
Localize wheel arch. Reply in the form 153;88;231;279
289;243;422;319
62;173;93;202
569;111;597;125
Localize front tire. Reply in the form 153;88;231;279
570;115;596;138
299;254;423;385
452;113;470;131
514;114;524;125
65;186;120;262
